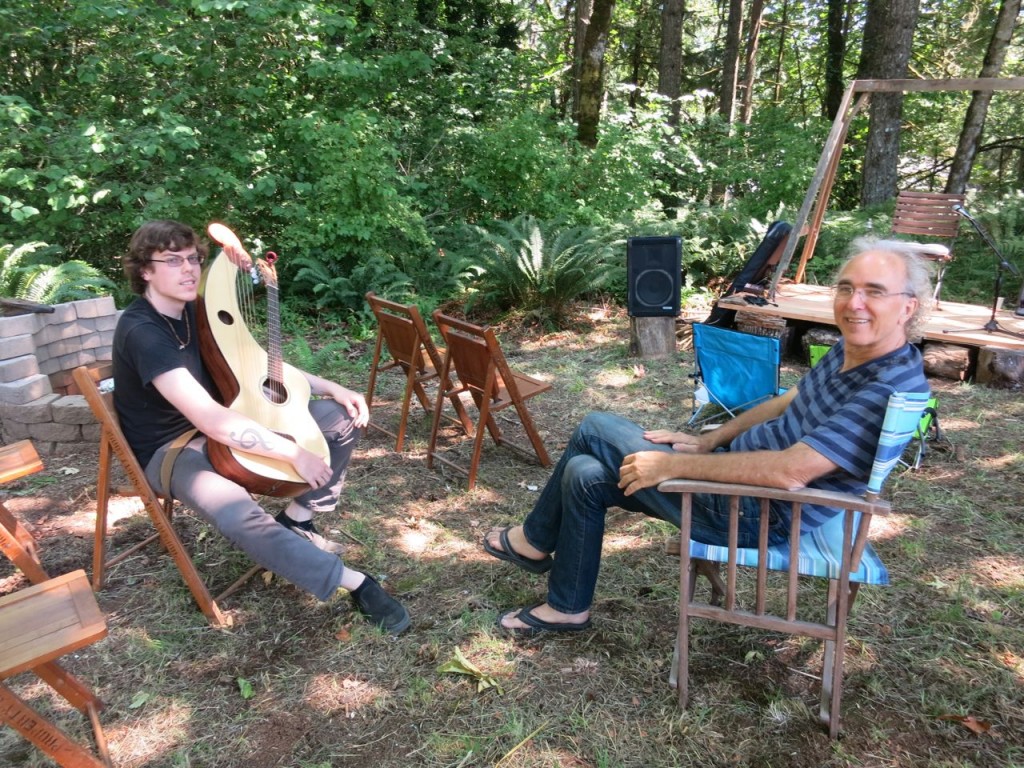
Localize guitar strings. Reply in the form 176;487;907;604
234;258;271;425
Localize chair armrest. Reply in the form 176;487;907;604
657;478;890;517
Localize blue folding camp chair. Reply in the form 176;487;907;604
688;323;782;427
661;390;930;738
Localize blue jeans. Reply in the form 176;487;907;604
520;412;790;614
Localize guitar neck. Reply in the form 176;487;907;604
266;282;284;386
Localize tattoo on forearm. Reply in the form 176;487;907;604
230;428;274;451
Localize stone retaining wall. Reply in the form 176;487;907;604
0;297;118;456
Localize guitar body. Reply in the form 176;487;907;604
197;249;329;497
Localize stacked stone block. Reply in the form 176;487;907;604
0;297;118;456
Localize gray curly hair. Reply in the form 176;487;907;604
840;237;935;341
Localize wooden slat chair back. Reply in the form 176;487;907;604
73;364;259;628
364;292;472;451
427;312;553;490
891;190;965;302
0;454;112;766
0;440;50;586
660;391;930;738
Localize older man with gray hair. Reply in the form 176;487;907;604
484;238;932;635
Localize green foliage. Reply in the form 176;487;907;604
289;251;412;318
0;0;1019;314
0;241;115;303
465;215;618;325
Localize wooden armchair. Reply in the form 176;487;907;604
891;190;965;302
73;364;260;628
1;441;112;767
660;391;930;738
364;292;473;451
428;312;552;490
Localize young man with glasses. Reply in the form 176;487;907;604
113;220;410;634
484;238;932;635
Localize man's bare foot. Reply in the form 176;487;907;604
497;602;591;635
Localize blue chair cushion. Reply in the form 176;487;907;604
688;511;889;586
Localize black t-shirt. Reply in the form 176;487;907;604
112;298;218;468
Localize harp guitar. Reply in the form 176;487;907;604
197;223;329;497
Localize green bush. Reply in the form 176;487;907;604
464;215;619;325
0;241;115;303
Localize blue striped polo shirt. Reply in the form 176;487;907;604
730;339;928;531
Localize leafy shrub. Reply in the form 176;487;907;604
464;215;618;325
1;241;115;303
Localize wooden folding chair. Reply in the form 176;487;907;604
0;440;50;586
0;570;112;768
364;292;473;451
1;443;112;766
891;190;965;303
427;312;552;490
73;364;260;628
661;391;930;738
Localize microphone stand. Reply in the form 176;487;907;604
942;207;1024;340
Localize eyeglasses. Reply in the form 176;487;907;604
149;253;205;268
832;284;914;302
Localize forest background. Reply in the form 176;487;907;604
1;0;1023;324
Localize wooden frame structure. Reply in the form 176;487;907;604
767;77;1024;298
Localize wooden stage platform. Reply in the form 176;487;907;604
719;283;1024;352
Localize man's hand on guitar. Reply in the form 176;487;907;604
291;448;334;490
207;222;253;271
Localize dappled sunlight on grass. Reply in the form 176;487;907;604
112;702;192;766
867;513;912;541
304;674;383;715
969;555;1024;590
976;452;1023;470
994;649;1023;683
595;369;636;388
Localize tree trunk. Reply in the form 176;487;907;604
945;0;1022;195
658;0;685;128
571;0;595;124
576;0;615;148
856;0;920;207
739;0;765;125
772;0;790;104
823;0;847;120
719;0;744;123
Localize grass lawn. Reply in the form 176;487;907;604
1;306;1022;767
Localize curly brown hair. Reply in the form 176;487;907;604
124;220;209;295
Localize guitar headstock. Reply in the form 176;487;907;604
254;252;279;290
207;222;254;273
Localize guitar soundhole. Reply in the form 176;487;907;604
262;377;288;405
217;310;235;326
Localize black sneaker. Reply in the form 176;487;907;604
275;511;345;556
350;575;411;635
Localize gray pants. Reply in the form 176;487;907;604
145;399;356;601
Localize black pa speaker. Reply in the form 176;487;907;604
627;236;681;316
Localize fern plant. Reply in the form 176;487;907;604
468;215;617;325
1;241;115;303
